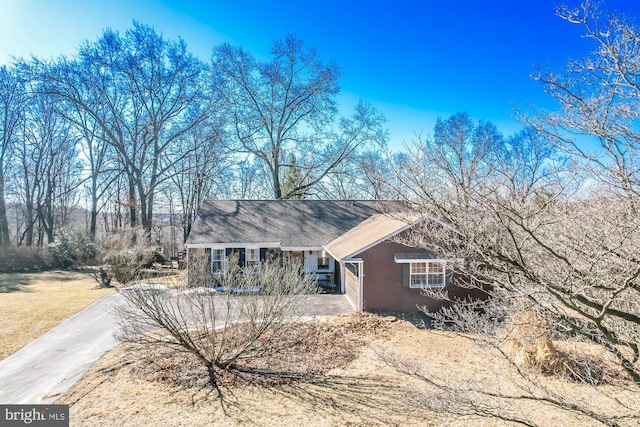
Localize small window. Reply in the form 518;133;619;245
410;261;445;288
211;249;225;273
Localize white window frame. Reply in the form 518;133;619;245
211;248;225;273
246;248;260;272
409;261;445;289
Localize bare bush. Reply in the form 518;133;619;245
91;267;113;289
103;246;156;286
127;312;391;389
113;253;317;387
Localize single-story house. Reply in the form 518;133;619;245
184;199;480;313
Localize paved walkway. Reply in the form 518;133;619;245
0;292;353;404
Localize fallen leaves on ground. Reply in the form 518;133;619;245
128;312;395;389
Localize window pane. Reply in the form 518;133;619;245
410;274;426;287
411;262;426;273
428;262;444;273
427;273;443;286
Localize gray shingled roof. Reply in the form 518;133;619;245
185;200;407;247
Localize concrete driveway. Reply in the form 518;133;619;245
0;292;123;404
0;292;353;404
301;293;354;316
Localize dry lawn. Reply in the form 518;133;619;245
0;270;113;360
59;314;640;426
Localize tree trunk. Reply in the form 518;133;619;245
0;166;10;246
142;203;152;244
206;363;217;387
24;194;34;247
89;174;98;241
138;181;153;244
128;177;137;228
272;163;282;199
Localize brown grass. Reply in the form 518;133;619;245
60;315;436;426
127;313;394;390
58;313;640;426
503;312;626;385
0;270;113;360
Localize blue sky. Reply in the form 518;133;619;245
2;0;640;147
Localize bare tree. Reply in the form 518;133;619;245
63;97;119;241
13;91;82;246
37;22;220;242
220;159;269;199
528;0;640;197
166;120;227;243
389;185;640;425
321;149;397;199
114;254;317;387
214;34;387;199
0;65;26;247
381;4;640;418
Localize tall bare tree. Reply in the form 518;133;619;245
38;22;219;241
166;120;226;242
60;94;119;241
14;91;82;246
0;65;26;247
214;34;387;199
320;149;396;199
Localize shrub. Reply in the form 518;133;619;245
115;255;318;387
48;228;97;269
143;250;166;268
103;246;156;285
92;267;114;289
0;246;50;273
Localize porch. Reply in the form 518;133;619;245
187;246;342;294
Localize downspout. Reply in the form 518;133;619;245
358;261;364;312
184;244;189;285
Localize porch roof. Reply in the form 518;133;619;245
324;214;413;260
